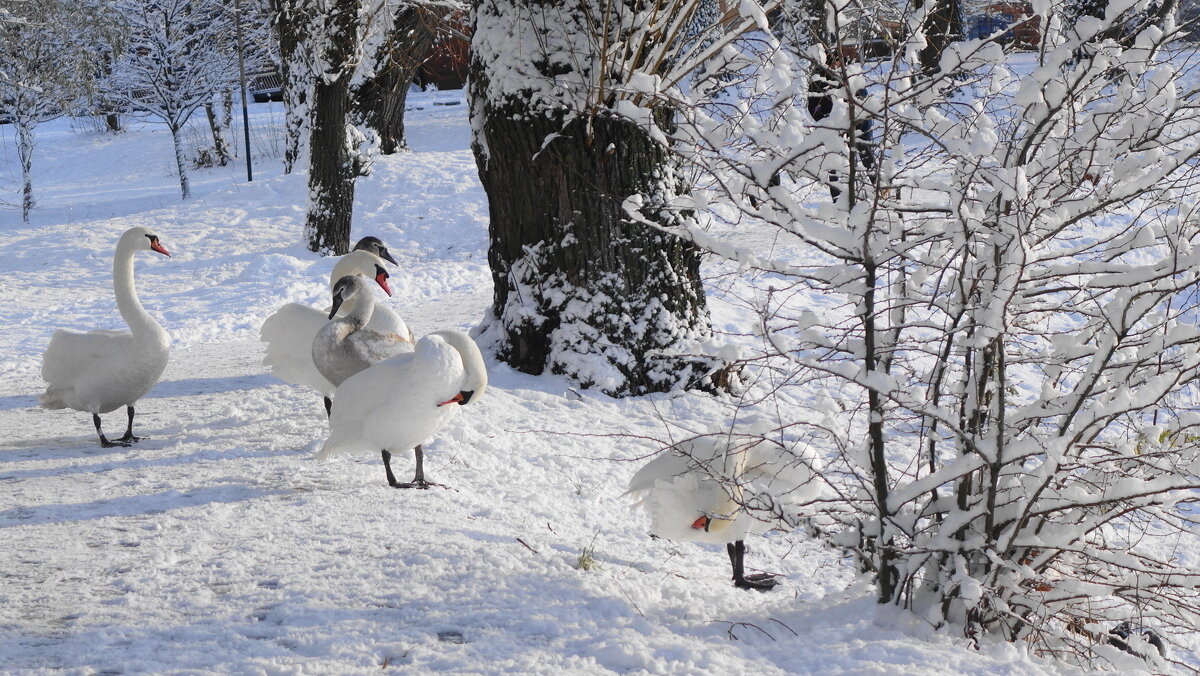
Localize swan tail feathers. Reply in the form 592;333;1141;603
261;303;331;393
317;412;368;460
39;387;69;410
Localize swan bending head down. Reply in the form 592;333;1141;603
318;329;487;488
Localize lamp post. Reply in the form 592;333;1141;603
233;0;253;182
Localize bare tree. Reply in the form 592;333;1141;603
0;0;119;221
107;0;241;199
353;1;466;154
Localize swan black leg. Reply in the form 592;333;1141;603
728;540;778;592
323;397;332;417
93;414;129;448
382;450;400;487
390;445;445;490
116;405;142;443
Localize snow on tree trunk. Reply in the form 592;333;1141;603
469;0;713;396
204;96;233;166
303;0;363;255
270;0;313;174
170;124;193;200
352;3;441;154
16;119;35;223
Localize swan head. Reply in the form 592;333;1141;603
122;226;170;257
429;330;488;406
327;274;378;319
352;236;397;265
331;252;392;297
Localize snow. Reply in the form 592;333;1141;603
0;93;1123;674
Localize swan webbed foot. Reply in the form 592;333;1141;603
389;479;449;490
734;573;779;592
116;432;143;444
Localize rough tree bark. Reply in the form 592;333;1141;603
268;0;312;174
304;0;362;255
353;3;442;154
914;0;962;76
470;1;712;396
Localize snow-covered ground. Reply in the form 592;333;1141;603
0;93;1110;674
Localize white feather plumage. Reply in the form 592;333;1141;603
40;226;171;440
260;250;414;396
318;329;487;462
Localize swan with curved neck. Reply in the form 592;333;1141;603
40;226;172;447
626;424;820;591
312;274;414;389
260;237;414;415
318;329;487;489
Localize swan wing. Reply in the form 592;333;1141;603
318;354;418;459
348;328;415;364
319;337;462;459
365;304;416;343
40;329;138;411
261;303;333;394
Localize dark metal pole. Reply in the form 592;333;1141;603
234;0;253;182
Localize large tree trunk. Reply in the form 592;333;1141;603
269;0;312;174
914;0;962;76
353;4;441;154
303;0;361;255
470;18;711;396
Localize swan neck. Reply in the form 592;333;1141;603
344;291;375;328
113;242;157;335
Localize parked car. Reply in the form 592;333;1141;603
250;73;283;103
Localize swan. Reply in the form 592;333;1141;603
312;274;414;389
39;226;172;447
626;423;820;591
348;235;397;267
260;241;414;414
318;329;487;489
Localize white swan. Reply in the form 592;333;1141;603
260;241;415;414
626;423;820;591
318;329;487;489
40;226;172;447
312;274;414;389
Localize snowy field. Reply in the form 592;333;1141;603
0;93;1123;674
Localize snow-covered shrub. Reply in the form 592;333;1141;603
622;0;1200;667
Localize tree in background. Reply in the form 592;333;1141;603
106;0;241;199
469;0;740;396
0;0;120;222
353;1;466;154
302;0;366;255
267;0;313;173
